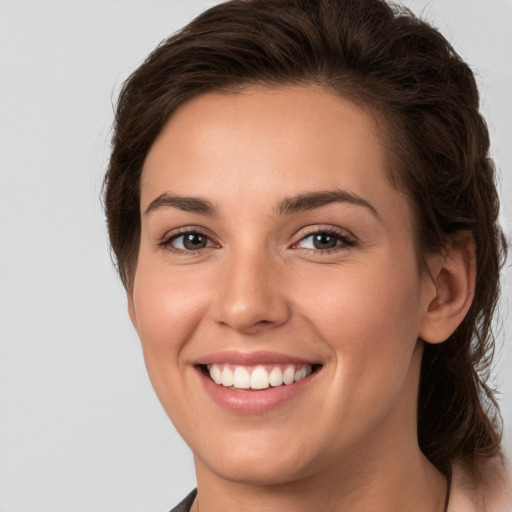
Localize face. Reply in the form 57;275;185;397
129;86;436;486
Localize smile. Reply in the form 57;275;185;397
206;363;313;390
195;351;322;413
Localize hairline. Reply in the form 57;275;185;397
123;80;430;292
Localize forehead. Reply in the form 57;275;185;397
140;85;411;230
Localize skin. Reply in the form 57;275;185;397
128;86;475;511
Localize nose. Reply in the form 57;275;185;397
212;248;291;335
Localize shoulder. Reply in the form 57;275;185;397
449;460;512;512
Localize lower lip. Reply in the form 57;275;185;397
196;367;318;413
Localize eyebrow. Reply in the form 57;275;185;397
276;189;381;220
145;194;218;216
144;189;380;220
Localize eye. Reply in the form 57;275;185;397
295;229;355;252
161;230;215;253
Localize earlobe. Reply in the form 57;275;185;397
419;232;476;344
128;296;138;330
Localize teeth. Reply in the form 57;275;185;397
210;364;222;384
232;366;250;389
250;366;270;389
283;366;295;385
269;367;283;387
207;363;313;390
295;367;307;381
220;367;233;387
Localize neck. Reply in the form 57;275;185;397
193;439;447;512
192;342;447;511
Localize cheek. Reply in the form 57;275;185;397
130;265;215;431
303;259;421;326
297;260;424;379
294;262;424;438
131;262;211;369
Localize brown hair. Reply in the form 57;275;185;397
103;0;507;477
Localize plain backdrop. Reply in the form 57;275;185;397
0;1;510;511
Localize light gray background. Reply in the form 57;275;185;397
0;1;510;511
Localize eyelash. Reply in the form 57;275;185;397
292;227;356;254
158;228;216;255
158;226;356;255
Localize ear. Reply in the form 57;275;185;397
127;296;138;330
419;232;476;344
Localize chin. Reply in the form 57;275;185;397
206;455;309;486
193;432;318;486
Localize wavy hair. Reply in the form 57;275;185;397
103;0;507;477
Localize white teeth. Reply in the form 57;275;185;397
233;366;251;389
207;363;313;390
283;366;295;385
294;366;307;382
250;366;270;389
269;367;283;387
210;364;222;384
220;366;233;387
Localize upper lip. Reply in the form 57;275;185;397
194;350;321;366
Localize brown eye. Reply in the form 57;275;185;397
182;233;208;250
296;230;355;252
311;233;338;250
167;231;212;251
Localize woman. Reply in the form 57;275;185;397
103;0;510;510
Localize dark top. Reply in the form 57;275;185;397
169;477;451;512
170;489;197;512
